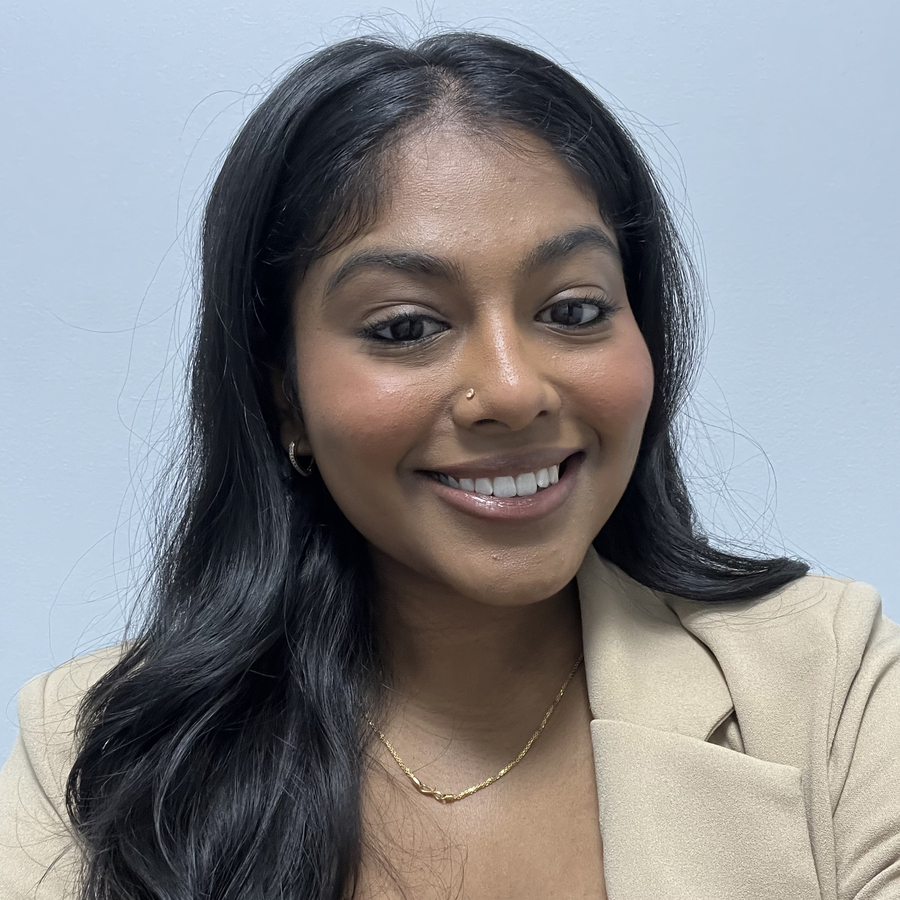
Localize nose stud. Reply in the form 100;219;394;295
465;388;476;400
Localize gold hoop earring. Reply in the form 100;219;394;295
288;441;315;477
464;388;476;400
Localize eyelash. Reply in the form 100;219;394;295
359;297;619;345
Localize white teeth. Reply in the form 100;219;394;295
515;472;538;496
493;476;517;498
475;477;493;495
437;463;566;497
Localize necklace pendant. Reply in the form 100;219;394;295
410;774;454;803
410;774;437;795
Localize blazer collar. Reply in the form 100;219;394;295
575;548;822;900
576;546;733;741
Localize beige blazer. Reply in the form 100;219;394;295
1;547;898;899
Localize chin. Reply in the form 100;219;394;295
449;553;584;608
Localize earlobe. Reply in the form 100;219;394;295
280;419;312;457
269;366;312;456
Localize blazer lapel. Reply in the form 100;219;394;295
577;549;821;900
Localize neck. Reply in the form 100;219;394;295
372;555;584;742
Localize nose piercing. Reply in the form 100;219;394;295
465;388;476;400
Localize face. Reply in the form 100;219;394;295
279;125;654;608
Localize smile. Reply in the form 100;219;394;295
421;453;583;521
430;464;560;497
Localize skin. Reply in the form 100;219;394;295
275;122;654;898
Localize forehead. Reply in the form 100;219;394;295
370;124;606;249
300;126;618;293
296;124;621;301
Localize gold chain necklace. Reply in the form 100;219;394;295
366;653;584;804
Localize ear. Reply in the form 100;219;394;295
269;365;312;456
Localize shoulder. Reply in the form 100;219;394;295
15;645;125;797
667;571;900;754
674;569;899;693
667;570;895;678
586;549;897;689
0;646;124;898
20;643;127;722
721;573;900;897
6;645;124;811
580;550;899;742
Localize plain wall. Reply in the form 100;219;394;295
1;0;898;757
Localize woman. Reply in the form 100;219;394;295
0;31;897;900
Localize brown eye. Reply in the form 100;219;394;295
364;314;447;343
537;298;615;328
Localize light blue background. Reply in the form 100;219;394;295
2;0;898;757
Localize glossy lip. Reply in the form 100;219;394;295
420;452;584;521
422;447;581;480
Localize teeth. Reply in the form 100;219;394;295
493;476;517;498
436;463;563;497
475;477;493;495
516;472;538;496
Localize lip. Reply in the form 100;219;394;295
421;447;581;480
421;452;584;521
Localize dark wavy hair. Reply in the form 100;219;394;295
66;31;807;900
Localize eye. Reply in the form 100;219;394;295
536;297;618;329
361;313;447;344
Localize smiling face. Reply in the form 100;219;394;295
279;124;654;608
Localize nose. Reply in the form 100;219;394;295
452;317;561;431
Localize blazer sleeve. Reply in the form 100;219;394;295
831;599;900;899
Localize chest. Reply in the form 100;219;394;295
358;711;607;900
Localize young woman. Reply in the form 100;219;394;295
1;31;897;900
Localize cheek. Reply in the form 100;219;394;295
569;332;655;451
295;338;442;477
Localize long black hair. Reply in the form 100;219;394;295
66;31;807;900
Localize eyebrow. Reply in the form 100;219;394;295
322;224;620;298
518;224;620;274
